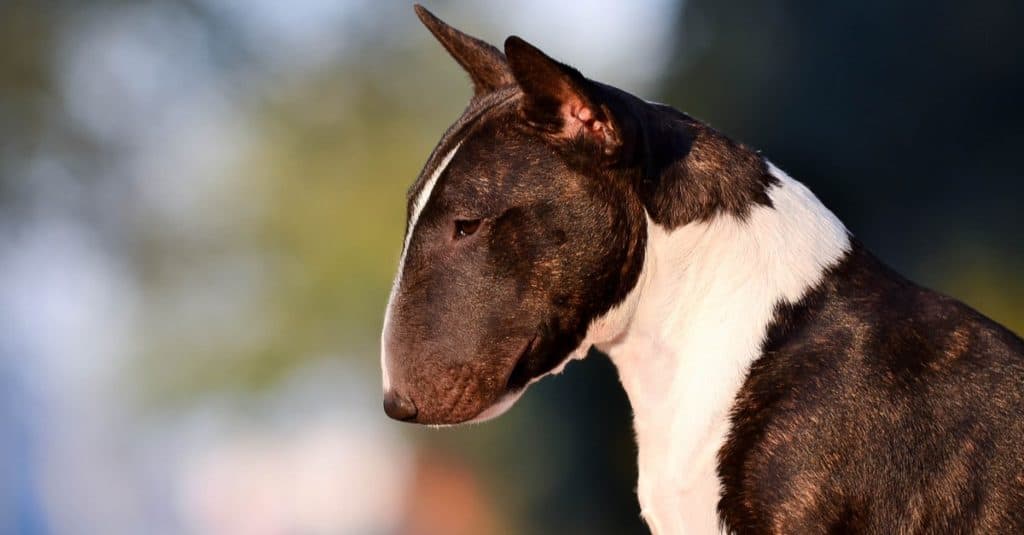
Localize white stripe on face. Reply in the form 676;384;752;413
381;141;463;391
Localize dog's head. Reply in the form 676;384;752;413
380;6;647;424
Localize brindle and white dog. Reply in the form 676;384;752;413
380;6;1024;533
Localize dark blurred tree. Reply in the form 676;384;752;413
660;1;1024;325
0;2;59;216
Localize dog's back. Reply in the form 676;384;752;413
719;242;1024;532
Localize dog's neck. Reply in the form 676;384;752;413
580;162;851;532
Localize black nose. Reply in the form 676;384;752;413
383;390;418;421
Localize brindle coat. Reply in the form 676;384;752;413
382;6;1024;533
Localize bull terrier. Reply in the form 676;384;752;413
381;6;1024;533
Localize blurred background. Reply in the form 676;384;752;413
0;1;1021;534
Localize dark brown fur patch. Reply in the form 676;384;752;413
635;102;777;226
718;242;1024;533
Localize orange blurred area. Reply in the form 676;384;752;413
398;450;505;535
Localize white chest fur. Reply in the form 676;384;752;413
588;164;850;534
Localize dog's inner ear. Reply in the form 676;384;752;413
415;5;514;96
504;36;622;159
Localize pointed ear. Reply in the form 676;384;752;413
415;5;514;96
504;36;623;159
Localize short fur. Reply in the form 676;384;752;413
719;242;1024;533
381;6;1024;533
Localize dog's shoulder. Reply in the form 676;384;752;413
717;241;1024;533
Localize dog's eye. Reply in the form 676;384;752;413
454;219;481;239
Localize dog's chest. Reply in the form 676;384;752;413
607;322;757;535
597;167;852;533
603;270;781;533
632;390;730;534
